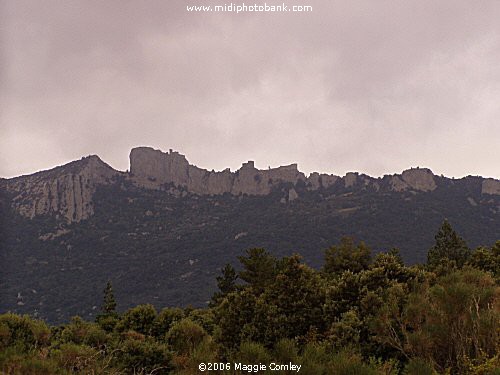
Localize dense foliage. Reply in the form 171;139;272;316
1;222;499;374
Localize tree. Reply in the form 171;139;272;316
229;255;326;347
468;241;500;278
214;289;258;354
115;337;172;374
166;318;207;355
152;308;184;338
427;220;470;270
238;248;277;293
0;313;51;352
323;237;371;276
372;269;499;373
116;304;157;336
259;255;326;343
210;263;238;306
96;281;118;330
101;281;117;316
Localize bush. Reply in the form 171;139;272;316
297;343;330;375
116;304;157;336
186;308;215;334
233;341;271;364
327;351;379;375
51;342;98;373
403;358;436;375
60;316;108;348
326;309;363;350
273;338;299;364
166;318;207;355
0;313;50;351
1;354;61;375
114;338;172;374
171;337;219;374
96;314;119;333
152;307;184;338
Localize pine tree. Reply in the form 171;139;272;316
238;248;277;292
210;264;238;306
101;281;117;316
427;220;470;270
468;241;500;278
96;281;118;329
323;237;371;276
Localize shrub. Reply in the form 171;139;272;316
51;342;98;373
403;358;436;375
152;307;184;338
166;318;207;355
233;341;271;364
0;313;50;351
59;316;108;348
114;338;172;374
116;304;157;336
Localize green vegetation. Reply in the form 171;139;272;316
0;222;498;374
2;176;499;324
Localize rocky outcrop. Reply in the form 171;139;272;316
401;168;437;191
308;172;339;189
130;147;307;195
130;147;190;186
4;156;119;222
344;172;358;188
288;188;299;202
482;179;500;195
2;146;498;223
387;168;437;192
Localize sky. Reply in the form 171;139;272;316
1;0;499;179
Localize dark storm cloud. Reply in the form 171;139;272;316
1;0;499;178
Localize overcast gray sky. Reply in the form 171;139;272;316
1;0;499;179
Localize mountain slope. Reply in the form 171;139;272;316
0;147;499;323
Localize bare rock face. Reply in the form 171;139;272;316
187;165;234;195
308;172;339;189
344;172;358;188
5;156;119;222
482;179;500;195
130;147;190;186
3;146;498;224
401;168;437;192
288;188;299;202
389;176;408;192
232;161;306;195
129;147;307;195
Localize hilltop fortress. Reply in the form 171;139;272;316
131;147;316;195
2;146;499;222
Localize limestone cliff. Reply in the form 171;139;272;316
401;168;437;191
127;148;449;197
482;178;500;195
387;168;437;192
308;172;339;190
4;156;119;222
130;147;308;195
2;146;499;223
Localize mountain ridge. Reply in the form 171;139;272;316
3;146;499;223
1;147;499;323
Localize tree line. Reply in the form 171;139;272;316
0;220;498;374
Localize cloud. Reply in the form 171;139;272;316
1;0;499;178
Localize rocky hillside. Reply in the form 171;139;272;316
2;156;120;222
4;146;499;224
0;147;499;323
